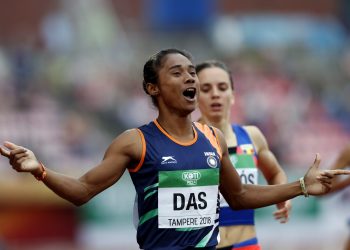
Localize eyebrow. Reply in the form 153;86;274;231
200;82;229;86
168;64;195;71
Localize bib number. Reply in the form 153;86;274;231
158;169;219;228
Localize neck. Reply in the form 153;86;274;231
156;113;194;140
198;117;231;135
198;116;237;147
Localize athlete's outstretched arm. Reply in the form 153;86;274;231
0;129;142;206
246;125;291;223
329;144;350;193
215;128;350;210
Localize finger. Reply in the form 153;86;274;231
274;209;289;221
276;201;286;209
317;175;333;182
13;152;28;162
322;182;331;192
8;148;27;164
273;211;283;217
10;148;27;156
273;207;286;215
17;157;28;164
279;218;289;224
12;164;21;172
4;141;21;150
274;212;284;219
312;153;321;168
277;214;289;221
319;178;332;185
283;200;292;211
274;214;285;220
274;212;287;219
0;147;10;158
319;171;334;178
274;209;288;217
328;169;350;175
274;214;289;223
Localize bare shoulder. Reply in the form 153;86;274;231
243;125;265;141
243;125;268;151
211;126;228;151
105;128;143;161
243;125;262;137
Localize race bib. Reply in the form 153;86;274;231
236;168;258;185
158;169;219;228
220;167;258;208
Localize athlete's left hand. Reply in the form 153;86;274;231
304;153;350;196
273;200;291;223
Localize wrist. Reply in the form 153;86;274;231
299;177;309;197
32;162;47;181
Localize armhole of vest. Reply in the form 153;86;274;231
209;126;223;160
129;128;146;173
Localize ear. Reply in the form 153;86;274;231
146;83;160;96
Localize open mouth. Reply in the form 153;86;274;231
182;87;197;100
210;103;222;111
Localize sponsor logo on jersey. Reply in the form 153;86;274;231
182;171;201;185
161;156;177;164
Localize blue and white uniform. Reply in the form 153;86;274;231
219;125;258;227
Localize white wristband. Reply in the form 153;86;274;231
299;177;309;197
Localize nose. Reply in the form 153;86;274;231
185;72;196;84
185;78;195;84
211;86;220;98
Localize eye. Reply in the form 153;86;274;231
190;71;196;77
218;83;229;91
200;85;211;93
172;72;181;77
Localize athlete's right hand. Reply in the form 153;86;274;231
0;141;41;174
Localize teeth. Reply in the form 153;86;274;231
183;88;196;99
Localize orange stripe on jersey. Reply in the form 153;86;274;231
193;122;222;159
129;129;146;173
154;119;198;146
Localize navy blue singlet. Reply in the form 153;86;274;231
129;120;223;250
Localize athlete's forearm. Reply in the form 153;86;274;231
41;168;93;206
227;182;302;210
267;171;288;185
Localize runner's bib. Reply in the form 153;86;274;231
158;168;219;228
221;154;258;208
230;154;258;185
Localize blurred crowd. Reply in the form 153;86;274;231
0;1;349;172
